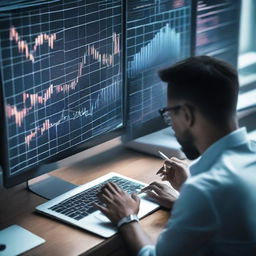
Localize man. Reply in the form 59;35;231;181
96;56;256;255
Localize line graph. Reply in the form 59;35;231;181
0;0;123;175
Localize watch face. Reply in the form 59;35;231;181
128;214;138;221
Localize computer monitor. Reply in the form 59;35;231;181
0;0;124;189
195;0;241;67
194;0;256;114
124;0;193;141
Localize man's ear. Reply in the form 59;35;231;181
181;104;195;127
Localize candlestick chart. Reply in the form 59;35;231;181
0;0;123;174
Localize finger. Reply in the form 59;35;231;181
161;176;168;181
131;193;140;203
162;162;172;171
170;158;185;166
140;183;158;193
97;191;103;200
149;181;164;188
156;166;165;175
109;182;123;193
142;183;163;194
164;160;173;169
164;159;187;172
104;182;119;195
101;193;113;204
165;157;184;165
170;158;188;168
168;160;187;172
94;202;109;215
149;184;163;194
159;172;166;178
141;186;154;194
170;157;185;163
163;170;175;182
146;190;161;201
102;186;114;199
140;185;152;193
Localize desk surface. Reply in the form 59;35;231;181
0;144;170;256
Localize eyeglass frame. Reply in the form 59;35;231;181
159;105;182;126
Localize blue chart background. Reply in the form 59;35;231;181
126;0;192;139
0;0;123;175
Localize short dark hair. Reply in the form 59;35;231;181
159;56;239;123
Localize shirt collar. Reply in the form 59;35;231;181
190;127;248;176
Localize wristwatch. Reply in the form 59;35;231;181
117;214;139;228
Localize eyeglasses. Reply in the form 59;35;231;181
159;105;182;126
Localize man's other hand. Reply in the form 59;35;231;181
141;182;179;209
95;182;140;225
157;157;189;191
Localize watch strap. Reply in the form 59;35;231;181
117;214;139;228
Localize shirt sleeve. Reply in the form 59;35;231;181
137;245;156;256
154;184;219;256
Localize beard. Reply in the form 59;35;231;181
176;130;200;160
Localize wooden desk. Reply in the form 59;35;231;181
0;144;170;256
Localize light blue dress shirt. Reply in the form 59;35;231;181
138;127;256;256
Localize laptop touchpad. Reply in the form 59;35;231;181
94;211;111;223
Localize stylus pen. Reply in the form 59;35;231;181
158;151;169;161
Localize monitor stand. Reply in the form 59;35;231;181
124;127;185;159
27;174;77;200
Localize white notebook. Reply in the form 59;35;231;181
0;225;45;256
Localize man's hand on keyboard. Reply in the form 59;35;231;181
140;182;179;209
95;182;140;225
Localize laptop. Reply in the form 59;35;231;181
36;172;160;238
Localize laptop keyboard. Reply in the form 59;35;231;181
49;176;145;221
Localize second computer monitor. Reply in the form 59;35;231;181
125;0;193;140
195;0;241;67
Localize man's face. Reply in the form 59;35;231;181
167;99;200;160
